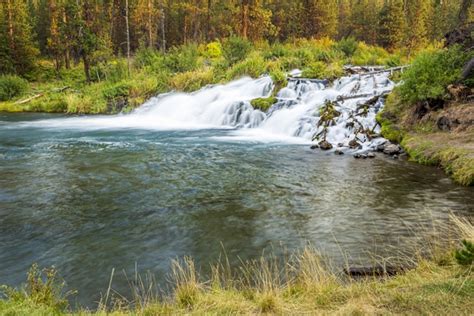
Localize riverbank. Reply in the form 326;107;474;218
1;215;472;315
378;93;473;186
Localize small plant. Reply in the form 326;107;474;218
454;240;474;266
0;75;28;101
0;264;73;313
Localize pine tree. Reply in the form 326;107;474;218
303;0;339;39
378;0;406;49
405;0;431;52
0;0;39;75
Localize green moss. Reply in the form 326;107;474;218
376;111;405;143
250;97;277;112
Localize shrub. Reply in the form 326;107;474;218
335;37;358;57
398;46;471;103
164;44;200;73
454;240;474;265
302;61;326;78
203;41;222;59
264;43;289;60
294;48;315;67
0;75;28;101
351;42;390;65
102;82;131;100
222;36;252;65
169;69;214;92
226;53;266;79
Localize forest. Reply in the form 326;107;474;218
0;0;471;79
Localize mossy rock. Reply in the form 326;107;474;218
250;96;277;112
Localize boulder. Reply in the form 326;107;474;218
335;149;344;155
353;153;362;159
310;144;319;150
349;139;361;149
367;152;376;158
376;144;386;152
318;140;333;150
383;144;401;155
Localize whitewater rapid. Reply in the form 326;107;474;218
10;71;395;149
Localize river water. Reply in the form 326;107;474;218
0;75;473;307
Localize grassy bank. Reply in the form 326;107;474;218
377;45;473;186
1;215;473;315
0;37;410;115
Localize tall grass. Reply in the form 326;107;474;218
1;212;472;315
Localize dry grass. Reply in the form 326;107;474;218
1;215;473;315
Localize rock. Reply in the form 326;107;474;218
335;149;344;155
447;84;471;102
337;143;344;147
310;144;319;150
367;152;376;158
392;154;399;159
353;153;362;159
349;139;361;149
383;144;401;155
361;154;368;159
376;144;386;152
318;140;333;150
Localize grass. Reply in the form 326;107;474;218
1;215;473;315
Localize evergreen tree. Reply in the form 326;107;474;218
0;0;39;75
378;0;406;49
303;0;339;39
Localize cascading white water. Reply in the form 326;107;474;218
21;71;395;149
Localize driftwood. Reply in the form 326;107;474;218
344;265;407;277
52;86;70;93
287;78;329;85
15;93;44;105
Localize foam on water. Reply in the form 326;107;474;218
7;71;395;148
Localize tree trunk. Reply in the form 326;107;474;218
160;4;166;52
83;54;91;82
6;0;14;51
125;0;131;76
241;0;249;39
206;0;211;41
148;0;153;47
63;9;70;69
458;0;472;25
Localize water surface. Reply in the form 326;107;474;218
1;113;472;307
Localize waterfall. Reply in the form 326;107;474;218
20;71;395;149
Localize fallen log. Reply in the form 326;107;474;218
52;86;70;93
344;265;408;277
287;78;329;85
15;93;44;105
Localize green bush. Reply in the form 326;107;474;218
226;53;266;79
102;82;131;100
398;46;471;103
455;240;474;266
222;36;252;65
169;69;214;92
335;37;358;57
0;75;28;101
164;44;200;73
302;61;326;78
